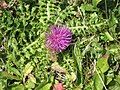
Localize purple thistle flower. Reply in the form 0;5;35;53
46;25;72;52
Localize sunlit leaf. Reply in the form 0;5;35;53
105;32;114;41
11;84;24;90
94;73;104;90
92;0;102;6
23;62;33;77
96;54;109;73
40;83;52;90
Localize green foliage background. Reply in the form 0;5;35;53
0;0;120;90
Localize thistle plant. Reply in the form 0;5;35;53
46;25;72;53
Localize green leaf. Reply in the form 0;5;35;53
94;73;104;90
8;67;21;77
25;79;35;89
109;14;118;27
92;0;102;7
0;82;3;90
108;75;120;90
80;4;98;11
23;62;33;77
104;32;114;41
74;39;83;85
96;54;109;73
106;70;114;85
0;72;20;80
40;83;52;90
35;81;48;90
11;84;24;90
29;74;36;83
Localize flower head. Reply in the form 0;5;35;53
46;25;72;52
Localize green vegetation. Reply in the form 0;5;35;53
0;0;120;90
